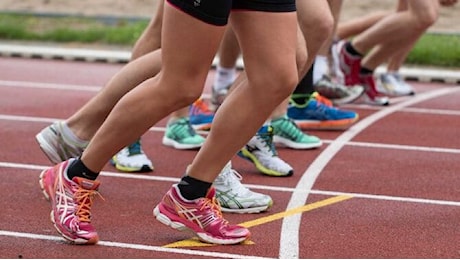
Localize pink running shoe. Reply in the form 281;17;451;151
153;184;250;245
359;73;390;106
39;160;101;245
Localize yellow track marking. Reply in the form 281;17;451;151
163;195;352;248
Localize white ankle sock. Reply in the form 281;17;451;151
313;56;329;84
213;65;236;91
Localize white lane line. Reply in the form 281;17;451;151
1;161;459;207
0;78;455;257
278;87;460;259
0;79;101;92
2;43;460;83
0;114;168;133
1;113;460;154
0;230;270;259
2;79;460;116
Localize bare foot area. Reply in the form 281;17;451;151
0;0;459;33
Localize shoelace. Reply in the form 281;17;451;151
257;127;278;156
172;119;196;137
277;117;303;140
311;92;333;107
200;196;226;224
223;168;250;195
74;187;103;222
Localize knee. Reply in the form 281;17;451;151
257;68;298;99
160;78;203;108
173;86;203;107
410;9;438;31
299;12;334;45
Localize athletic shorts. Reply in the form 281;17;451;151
167;0;296;26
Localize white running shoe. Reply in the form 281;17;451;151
238;126;294;177
377;72;415;97
214;162;273;214
111;140;153;172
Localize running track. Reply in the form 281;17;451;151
0;53;459;258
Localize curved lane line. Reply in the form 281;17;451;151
278;87;460;259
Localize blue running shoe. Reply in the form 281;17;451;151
288;92;359;130
189;98;214;131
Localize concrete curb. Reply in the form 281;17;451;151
1;43;459;84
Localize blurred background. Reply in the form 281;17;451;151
0;0;459;68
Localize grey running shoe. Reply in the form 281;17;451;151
314;75;364;105
35;121;87;164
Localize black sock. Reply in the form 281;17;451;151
345;41;363;57
177;175;212;200
292;64;314;105
67;158;99;181
359;66;374;76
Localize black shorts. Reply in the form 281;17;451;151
167;0;296;26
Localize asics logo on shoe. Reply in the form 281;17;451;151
80;179;97;189
173;199;217;229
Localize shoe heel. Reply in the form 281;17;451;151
39;170;51;201
153;205;188;231
35;133;62;164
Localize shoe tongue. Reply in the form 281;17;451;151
74;177;100;190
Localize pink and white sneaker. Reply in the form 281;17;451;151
39;159;101;245
153;184;250;245
359;73;390;106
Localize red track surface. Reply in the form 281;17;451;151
0;57;459;259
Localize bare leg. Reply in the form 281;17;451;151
187;11;298;182
355;0;439;70
81;4;226;172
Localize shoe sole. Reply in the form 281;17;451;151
35;132;62;164
294;116;359;131
39;169;51;201
110;158;153;173
363;94;390;106
50;210;99;245
220;200;273;214
153;205;249;245
162;136;202;150
191;123;212;131
273;136;323;150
